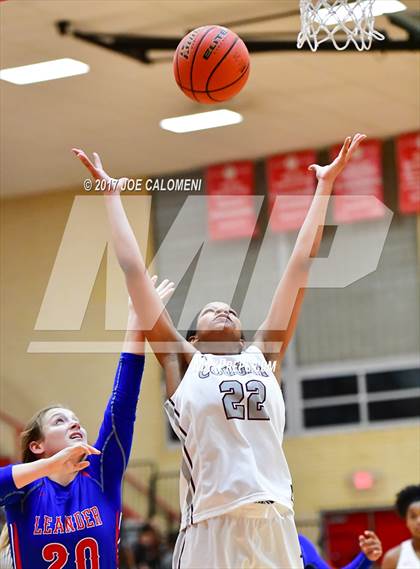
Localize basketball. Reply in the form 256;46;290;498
173;25;250;104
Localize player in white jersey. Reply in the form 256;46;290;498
382;485;420;569
75;133;366;569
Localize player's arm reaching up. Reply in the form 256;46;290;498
73;148;194;397
252;133;366;370
85;277;174;501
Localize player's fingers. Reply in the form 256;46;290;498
156;279;170;294
68;442;88;453
71;443;99;456
85;444;101;455
158;291;172;302
161;280;175;293
161;280;174;292
151;275;158;285
350;133;364;147
338;136;352;160
366;547;382;558
160;284;175;302
348;133;366;156
74;461;90;471
93;152;104;170
341;136;352;150
72;148;91;167
308;164;319;172
72;149;99;179
159;287;173;299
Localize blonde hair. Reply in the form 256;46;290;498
0;525;9;550
0;404;66;553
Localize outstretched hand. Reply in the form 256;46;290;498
72;148;127;193
359;530;383;561
127;275;175;320
308;133;367;182
152;275;176;303
48;444;101;475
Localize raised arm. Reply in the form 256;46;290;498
123;278;181;398
87;277;176;496
252;134;366;366
72;149;196;373
87;297;145;497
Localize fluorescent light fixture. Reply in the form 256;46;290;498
160;109;243;133
317;0;406;25
0;58;89;85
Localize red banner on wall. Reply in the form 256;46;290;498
266;150;316;232
330;139;385;223
396;132;420;214
205;161;257;240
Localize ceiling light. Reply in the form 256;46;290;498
160;110;243;133
0;58;90;85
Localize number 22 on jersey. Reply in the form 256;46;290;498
219;380;270;421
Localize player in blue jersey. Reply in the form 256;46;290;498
0;280;174;569
299;530;382;569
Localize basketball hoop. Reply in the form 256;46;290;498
297;0;386;51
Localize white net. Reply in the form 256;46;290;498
297;0;385;51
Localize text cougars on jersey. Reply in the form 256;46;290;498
197;358;277;379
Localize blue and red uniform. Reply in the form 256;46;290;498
0;352;145;569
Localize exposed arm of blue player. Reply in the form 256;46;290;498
253;134;367;368
0;443;100;505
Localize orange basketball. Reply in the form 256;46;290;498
173;25;250;104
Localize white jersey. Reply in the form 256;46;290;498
397;540;420;569
164;346;294;530
0;545;13;569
